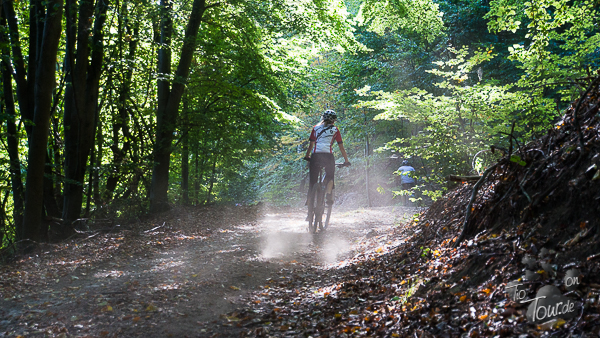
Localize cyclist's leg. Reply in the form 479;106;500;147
322;154;335;204
307;155;321;201
307;154;325;219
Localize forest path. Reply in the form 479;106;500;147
0;205;416;337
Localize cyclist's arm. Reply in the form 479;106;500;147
305;141;315;159
338;142;350;164
333;129;350;165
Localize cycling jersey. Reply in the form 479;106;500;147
398;165;416;184
309;124;343;153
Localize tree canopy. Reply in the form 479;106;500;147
0;0;598;249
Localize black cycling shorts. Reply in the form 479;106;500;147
309;153;335;194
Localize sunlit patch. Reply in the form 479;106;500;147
235;224;255;231
47;259;89;267
93;270;126;278
216;247;244;254
149;260;185;272
153;283;181;291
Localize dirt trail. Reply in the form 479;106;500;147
0;206;415;337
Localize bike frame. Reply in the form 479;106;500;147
307;163;344;234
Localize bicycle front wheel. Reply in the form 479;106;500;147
323;204;332;230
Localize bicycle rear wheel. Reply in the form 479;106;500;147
307;183;321;234
315;183;325;229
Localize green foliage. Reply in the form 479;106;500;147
356;0;444;43
509;155;527;166
1;0;599;248
487;0;600;106
357;48;516;197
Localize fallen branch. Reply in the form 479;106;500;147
572;77;600;149
144;222;166;233
454;164;497;247
518;161;538;204
448;175;483;183
588;253;600;261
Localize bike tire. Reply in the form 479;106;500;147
315;183;325;231
323;204;332;230
307;183;321;234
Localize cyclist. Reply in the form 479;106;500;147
397;160;415;206
303;109;351;205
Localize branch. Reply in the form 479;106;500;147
448;175;482;183
205;2;221;10
572;77;600;149
454;164;497;247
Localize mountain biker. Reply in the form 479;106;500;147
398;160;415;206
303;109;351;205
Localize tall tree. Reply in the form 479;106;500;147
105;0;139;201
0;14;24;237
149;0;218;211
61;0;110;233
22;0;65;242
2;0;36;138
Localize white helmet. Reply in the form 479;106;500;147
321;109;337;122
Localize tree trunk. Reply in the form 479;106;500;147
86;140;95;216
150;0;213;211
62;0;109;233
206;158;217;204
181;98;190;205
43;151;62;218
93;107;103;204
22;0;64;242
0;192;9;247
193;144;201;205
149;0;173;211
51;116;63;209
2;0;34;137
0;40;24;239
365;135;372;207
181;132;190;205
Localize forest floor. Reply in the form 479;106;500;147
0;204;419;337
3;81;600;338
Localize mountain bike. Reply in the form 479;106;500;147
306;163;348;234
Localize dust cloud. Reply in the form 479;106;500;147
257;208;358;265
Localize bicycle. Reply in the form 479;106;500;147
306;162;348;234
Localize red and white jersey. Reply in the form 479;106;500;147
309;123;343;153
